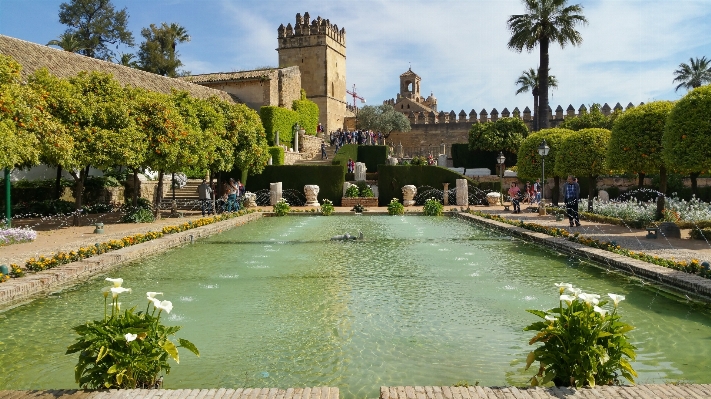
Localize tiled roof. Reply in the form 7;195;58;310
0;34;233;102
182;68;278;84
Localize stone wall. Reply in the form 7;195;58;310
126;179;171;205
300;134;323;159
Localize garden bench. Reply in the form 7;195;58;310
645;227;659;239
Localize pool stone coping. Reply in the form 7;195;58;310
455;212;711;303
0;212;263;312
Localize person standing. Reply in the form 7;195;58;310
321;142;328;159
226;178;238;212
508;182;521;213
197;179;213;216
563;175;581;227
534;179;542;204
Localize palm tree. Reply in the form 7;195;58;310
508;0;587;130
46;32;84;52
515;68;558;131
118;53;139;68
673;56;711;92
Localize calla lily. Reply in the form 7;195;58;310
110;287;132;298
554;283;572;294
101;286;112;298
105;277;123;287
608;293;626;307
115;302;121;311
578;293;599;306
593;306;607;317
147;292;163;300
154;300;173;314
545;315;557;322
567;287;582;296
125;333;137;342
560;294;575;305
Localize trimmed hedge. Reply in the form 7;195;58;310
268;146;285;166
378;165;476;206
292;98;319;136
332;144;359;172
245;165;345;205
259;106;299;146
450;143;518;170
357;145;388;173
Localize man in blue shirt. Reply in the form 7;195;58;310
563;175;581;227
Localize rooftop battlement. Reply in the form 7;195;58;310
277;12;346;48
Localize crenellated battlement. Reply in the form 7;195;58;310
403;102;641;129
277;12;346;49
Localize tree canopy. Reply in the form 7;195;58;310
469;117;529;154
554;128;610;179
673;56;711;92
356;104;410;137
58;0;134;60
516;127;574;181
663;85;711;175
138;23;191;77
507;0;587;130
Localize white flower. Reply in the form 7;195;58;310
560;294;575;305
125;333;137;342
110;287;132;298
555;283;572;294
146;292;163;300
578;293;600;306
545;315;557;322
567;287;582;296
593;306;607;317
101;286;112;298
105;277;123;287
608;293;626;307
115;302;121;311
154;300;173;314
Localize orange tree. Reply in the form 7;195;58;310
663;85;711;196
554;128;611;211
516;127;574;205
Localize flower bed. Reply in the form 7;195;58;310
469;211;711;279
341;197;378;208
1;210;256;283
0;226;37;246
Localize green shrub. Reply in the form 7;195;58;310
357;145;388;172
259;106;299;146
345;185;360;198
292;92;319;136
273;198;290;216
246;165;345;205
524;284;636;387
320;199;334;216
120;207;155;223
378;165;482;206
451;144;519;170
13;199;75;217
267;146;285;165
423;198;443;216
332;144;359;172
411;155;428;166
387;198;404;215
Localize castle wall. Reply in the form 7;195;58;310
278;67;302;107
201;79;275;111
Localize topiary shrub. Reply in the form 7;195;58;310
357;145;387;172
259;106;299;146
292;90;319;136
268;146;285;165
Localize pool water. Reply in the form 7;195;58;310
1;215;710;398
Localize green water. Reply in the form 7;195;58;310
1;216;711;397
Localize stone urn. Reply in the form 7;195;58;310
244;192;257;208
304;185;320;207
402;185;417;206
486;192;501;206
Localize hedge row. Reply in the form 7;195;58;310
357;145;388;173
245;165;345;205
451;143;519;170
377;165;470;206
292;97;319;136
268;146;285;166
332;144;359;172
259;106;299;146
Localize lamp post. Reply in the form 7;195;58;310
537;139;550;215
497;152;506;205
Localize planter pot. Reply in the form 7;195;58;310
341;197;379;208
486;192;501;206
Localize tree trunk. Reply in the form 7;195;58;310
552;176;560;206
637;172;645;188
538;37;550;130
55;166;63;200
132;169;139;207
588;175;596;212
532;88;539;132
155;171;164;220
70;167;88;227
691;172;700;197
655;165;667;220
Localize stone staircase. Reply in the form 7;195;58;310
294;143;338;165
157;179;203;210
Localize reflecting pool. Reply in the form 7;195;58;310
1;216;711;398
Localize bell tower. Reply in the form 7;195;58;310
400;68;421;99
277;12;347;132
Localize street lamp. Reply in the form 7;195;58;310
497;152;506;205
537;139;550;215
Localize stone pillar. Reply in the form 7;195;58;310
438;154;447;166
304;185;320;206
293;131;299;153
268;156;273;165
456;179;468;206
443;183;449;205
402;185;417;206
275;131;280;146
396;142;403;158
355;162;367;181
270;182;282;205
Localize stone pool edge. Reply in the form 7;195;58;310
0;212;263;312
454;212;711;303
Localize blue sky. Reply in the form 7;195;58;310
1;0;710;114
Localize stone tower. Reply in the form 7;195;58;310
400;68;421;99
277;12;347;133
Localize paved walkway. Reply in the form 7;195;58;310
3;385;711;399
